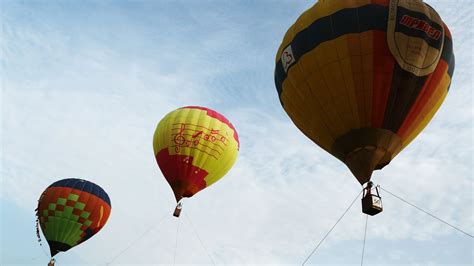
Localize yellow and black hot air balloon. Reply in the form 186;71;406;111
274;0;454;214
153;106;239;217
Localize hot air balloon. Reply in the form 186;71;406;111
36;178;111;261
274;0;454;215
153;106;239;217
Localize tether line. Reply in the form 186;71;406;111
173;217;181;266
380;186;473;238
302;190;363;265
185;212;216;266
360;215;368;266
107;213;168;265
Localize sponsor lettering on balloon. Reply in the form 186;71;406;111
399;14;442;40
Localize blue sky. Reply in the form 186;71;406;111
1;0;472;265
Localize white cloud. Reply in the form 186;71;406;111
1;0;472;265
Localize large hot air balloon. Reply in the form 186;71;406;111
274;0;454;214
153;106;239;217
36;178;111;259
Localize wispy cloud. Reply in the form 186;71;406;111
1;0;472;265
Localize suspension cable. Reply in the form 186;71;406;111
184;212;216;265
302;189;363;265
39;240;51;259
106;213;168;265
380;186;473;238
360;215;368;266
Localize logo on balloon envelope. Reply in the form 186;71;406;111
281;45;295;73
387;0;444;77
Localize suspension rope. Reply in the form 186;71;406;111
184;212;216;266
302;190;363;265
173;217;181;266
40;246;50;259
360;215;368;266
39;237;51;259
380;186;473;238
106;213;168;265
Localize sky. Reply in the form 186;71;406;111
1;0;472;265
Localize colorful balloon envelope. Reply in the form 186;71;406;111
274;0;454;185
153;106;239;213
36;178;111;257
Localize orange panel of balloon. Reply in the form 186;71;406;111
274;0;454;214
153;106;239;217
36;178;111;259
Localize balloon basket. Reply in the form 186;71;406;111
362;182;383;216
173;202;182;218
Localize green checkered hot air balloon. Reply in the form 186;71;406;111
36;178;112;258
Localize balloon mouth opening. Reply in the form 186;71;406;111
47;240;72;257
170;181;196;203
331;128;402;185
174;191;195;204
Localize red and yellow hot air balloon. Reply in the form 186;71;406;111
274;0;454;214
36;178;111;260
153;106;239;216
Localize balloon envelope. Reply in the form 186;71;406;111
274;0;454;184
37;178;111;257
153;106;239;202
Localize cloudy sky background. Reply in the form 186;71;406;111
1;0;472;265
